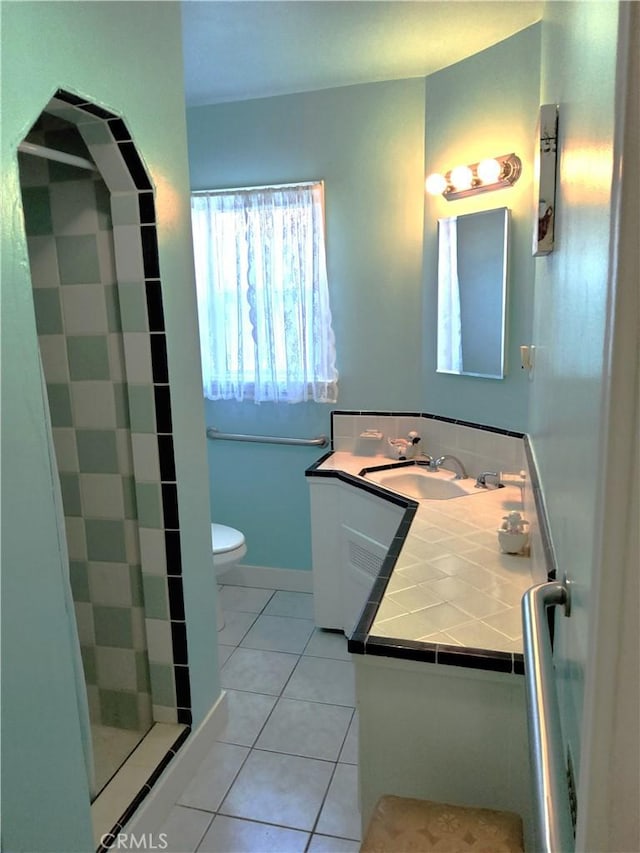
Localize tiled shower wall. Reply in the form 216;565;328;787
20;124;153;734
19;102;189;728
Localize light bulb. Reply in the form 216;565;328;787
477;158;502;184
450;165;473;191
425;172;447;195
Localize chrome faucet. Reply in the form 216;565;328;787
476;471;501;489
429;454;467;479
412;450;434;466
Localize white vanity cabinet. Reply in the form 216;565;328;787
308;477;405;635
355;653;533;849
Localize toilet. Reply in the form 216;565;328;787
211;522;247;630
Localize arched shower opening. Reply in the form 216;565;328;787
17;89;191;846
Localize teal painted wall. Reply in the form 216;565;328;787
187;79;426;570
422;24;540;431
1;3;219;850
186;31;540;571
532;0;620;791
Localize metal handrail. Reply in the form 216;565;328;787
206;427;327;447
522;581;574;853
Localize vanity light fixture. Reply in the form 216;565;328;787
426;153;522;201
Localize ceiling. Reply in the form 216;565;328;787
181;0;543;108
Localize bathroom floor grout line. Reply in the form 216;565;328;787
190;812;215;853
220;686;356;710
305;757;344;845
212;745;337;832
198;805;353;842
220;655;341;756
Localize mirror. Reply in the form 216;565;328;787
436;207;509;379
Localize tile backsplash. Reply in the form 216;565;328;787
331;411;525;480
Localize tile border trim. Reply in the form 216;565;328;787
95;726;191;853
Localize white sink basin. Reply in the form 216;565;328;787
365;466;479;501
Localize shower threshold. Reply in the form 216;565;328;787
91;722;187;850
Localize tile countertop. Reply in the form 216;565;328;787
314;452;533;657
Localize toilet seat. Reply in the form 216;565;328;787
211;523;247;631
211;522;247;571
211;522;245;555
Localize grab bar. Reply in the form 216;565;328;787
206;427;328;448
522;581;574;853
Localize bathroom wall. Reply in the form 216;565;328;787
187;79;426;571
1;3;217;851
186;28;540;573
531;0;621;812
422;24;540;431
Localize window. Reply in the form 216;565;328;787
190;181;338;403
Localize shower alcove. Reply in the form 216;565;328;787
17;90;191;848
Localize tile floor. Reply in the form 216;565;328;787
156;586;361;852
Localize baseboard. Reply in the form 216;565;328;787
218;563;313;592
123;690;228;837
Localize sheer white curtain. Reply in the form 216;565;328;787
191;182;338;403
437;216;463;373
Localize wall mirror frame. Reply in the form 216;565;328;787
436;206;510;380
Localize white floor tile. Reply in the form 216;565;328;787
264;590;315;619
124;589;367;853
177;741;249;812
156;804;213;853
283;657;355;707
220;585;274;613
256;698;352;761
217;689;277;747
338;713;358;765
304;628;351;661
217;644;234;668
220;749;334;831
316;764;361;841
307;834;361;853
240;613;315;654
197;815;308;852
221;647;299;696
216;610;258;647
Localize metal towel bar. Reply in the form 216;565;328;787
206;427;327;448
522;581;574;853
